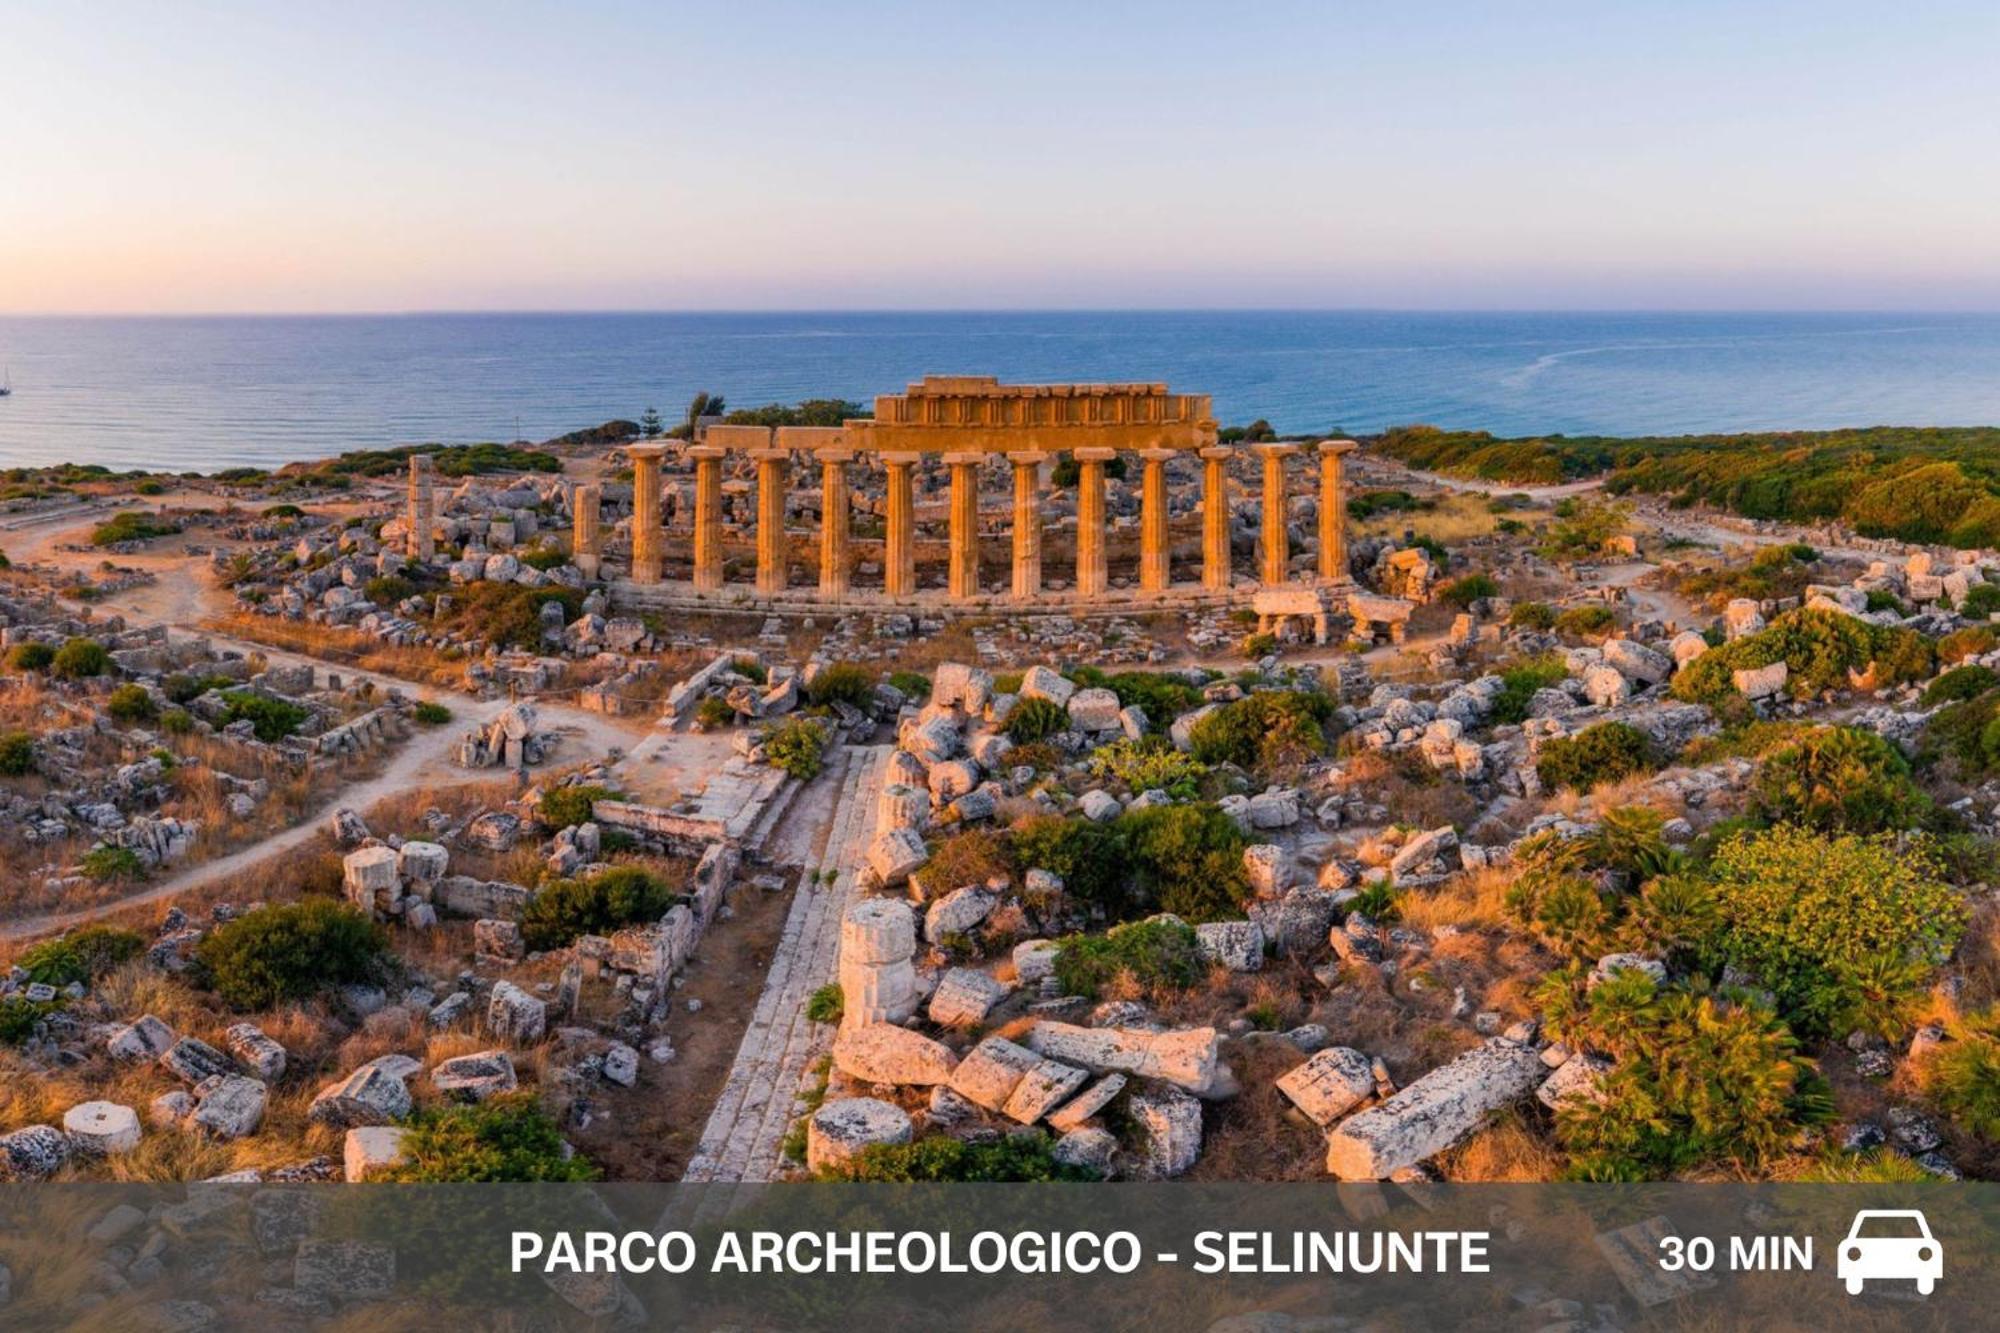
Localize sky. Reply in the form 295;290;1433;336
5;0;2000;314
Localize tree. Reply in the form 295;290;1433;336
680;391;725;438
639;406;663;438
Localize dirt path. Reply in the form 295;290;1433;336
679;743;888;1191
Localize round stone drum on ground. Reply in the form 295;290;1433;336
805;1096;913;1175
63;1100;142;1155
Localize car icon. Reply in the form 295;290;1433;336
1838;1210;1941;1295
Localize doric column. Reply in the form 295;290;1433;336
1318;438;1359;582
406;454;434;562
1138;447;1175;593
882;451;920;599
1073;447;1116;598
571;482;601;579
1258;443;1300;587
817;447;853;599
750;447;788;595
628;443;664;584
945;451;985;599
1201;445;1233;590
1010;451;1049;599
688;444;724;591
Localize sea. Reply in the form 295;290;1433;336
1;310;1998;475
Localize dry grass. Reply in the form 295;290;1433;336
1352;490;1500;545
1398;866;1514;932
205;611;486;689
1434;1108;1564;1181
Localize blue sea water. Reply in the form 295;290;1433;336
0;310;1997;474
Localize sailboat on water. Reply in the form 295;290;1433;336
0;369;11;397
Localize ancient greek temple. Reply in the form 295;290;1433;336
410;375;1384;632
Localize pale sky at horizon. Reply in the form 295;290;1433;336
6;0;2000;314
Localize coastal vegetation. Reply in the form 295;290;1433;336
1373;423;2000;548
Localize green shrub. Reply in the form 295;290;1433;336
1552;604;1617;638
1187;689;1335;775
1938;625;1996;665
763;717;830;779
1537;967;1826;1179
51;638;111;679
1011;814;1128;910
1961;581;2000;619
1752;726;1929;835
1920;688;2000;778
413;700;452;725
1239;631;1279;659
1053;917;1204;999
387;1094;599;1182
1073;669;1204;722
161;709;193;736
1707;824;1966;1037
805;984;844;1025
1507;601;1557;631
1118;802;1250;923
164;672;235;704
1923;664;1998;706
1919;1029;2000;1141
196;900;389;1010
694;695;734;729
1087;737;1207;799
441;582;581;651
90;510;180;546
0;996;63;1045
1005;696;1069;743
80;846;146;883
5;642;54;672
218;689;310;741
1538;498;1631;561
106;683;158;724
364;574;417;606
822;1130;1095;1182
1488;653;1570;725
804;661;875;707
730;657;769;685
539;784;620;830
1671;608;1933;707
520;866;679;951
1535;722;1655;793
886;670;931;701
0;729;35;776
17;925;146;986
1439;573;1499;607
516;543;568;571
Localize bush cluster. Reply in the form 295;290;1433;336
538;784;620;830
1004;696;1069;743
17;925;146;986
804;661;875;707
1670;608;1933;707
1187;688;1336;776
822;1131;1096;1182
1535;722;1656;793
763;717;830;779
1751;726;1930;835
218;689;310;741
1487;653;1569;725
520;866;679;951
196;900;389;1010
52;638;111;679
1052;916;1205;1000
387;1094;599;1182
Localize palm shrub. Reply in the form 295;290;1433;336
1751;725;1930;835
1536;967;1827;1180
1916;1023;2000;1142
18;925;145;986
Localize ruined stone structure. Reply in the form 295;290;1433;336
608;376;1359;618
405;455;435;562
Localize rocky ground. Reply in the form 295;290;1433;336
3;435;1999;1205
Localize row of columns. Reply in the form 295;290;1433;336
599;438;1357;599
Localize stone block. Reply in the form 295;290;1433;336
833;1022;958;1087
806;1098;912;1175
342;1126;410;1181
63;1101;142;1155
948;1035;1042;1111
1275;1047;1375;1126
1323;1038;1547;1179
928;968;1010;1027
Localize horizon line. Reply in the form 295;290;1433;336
5;305;2000;321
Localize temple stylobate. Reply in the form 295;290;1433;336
417;376;1386;633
